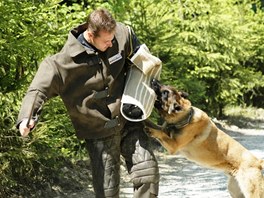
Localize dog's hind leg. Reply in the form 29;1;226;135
227;175;244;198
234;167;264;198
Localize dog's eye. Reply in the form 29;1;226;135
180;91;189;99
161;90;169;100
174;104;182;111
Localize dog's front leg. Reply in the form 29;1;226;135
145;127;178;154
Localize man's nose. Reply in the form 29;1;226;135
107;41;113;48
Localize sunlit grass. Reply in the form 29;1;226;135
224;106;264;120
223;106;264;129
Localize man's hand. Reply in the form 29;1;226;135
19;119;35;137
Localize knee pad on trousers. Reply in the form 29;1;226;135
131;160;159;185
130;141;159;185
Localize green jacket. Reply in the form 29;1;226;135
17;22;140;139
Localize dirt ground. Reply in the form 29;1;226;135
47;114;264;198
120;121;264;198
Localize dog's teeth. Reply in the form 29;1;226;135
168;103;174;114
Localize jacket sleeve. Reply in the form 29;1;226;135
16;56;61;128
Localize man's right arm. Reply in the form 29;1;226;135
16;56;61;136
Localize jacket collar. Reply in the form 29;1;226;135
66;23;96;57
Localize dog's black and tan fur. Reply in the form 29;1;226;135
146;79;264;198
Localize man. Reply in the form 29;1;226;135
17;8;159;198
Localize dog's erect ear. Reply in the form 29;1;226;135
179;91;189;99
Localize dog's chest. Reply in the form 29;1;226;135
178;145;207;165
178;149;192;158
165;125;183;137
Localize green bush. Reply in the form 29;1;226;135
1;0;264;196
0;91;86;196
0;1;88;196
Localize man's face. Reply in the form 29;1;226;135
88;30;115;52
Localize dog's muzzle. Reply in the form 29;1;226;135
151;78;161;94
151;78;163;109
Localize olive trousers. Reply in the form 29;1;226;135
85;122;159;198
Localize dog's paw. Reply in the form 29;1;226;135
144;127;154;137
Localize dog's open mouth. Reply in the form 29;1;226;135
150;79;163;109
150;78;161;94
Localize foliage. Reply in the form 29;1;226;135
0;91;56;195
0;0;87;93
0;0;87;196
223;105;264;129
121;0;264;116
0;90;86;197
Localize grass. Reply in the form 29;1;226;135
223;106;264;129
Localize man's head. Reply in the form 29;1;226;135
86;8;116;52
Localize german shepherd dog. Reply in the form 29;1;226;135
145;79;264;198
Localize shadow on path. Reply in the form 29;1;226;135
120;127;264;198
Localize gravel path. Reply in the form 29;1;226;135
51;124;264;198
120;126;264;198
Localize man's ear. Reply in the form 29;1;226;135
179;91;189;99
87;31;94;41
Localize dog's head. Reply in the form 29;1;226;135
151;79;191;118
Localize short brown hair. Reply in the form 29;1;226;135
87;8;116;37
